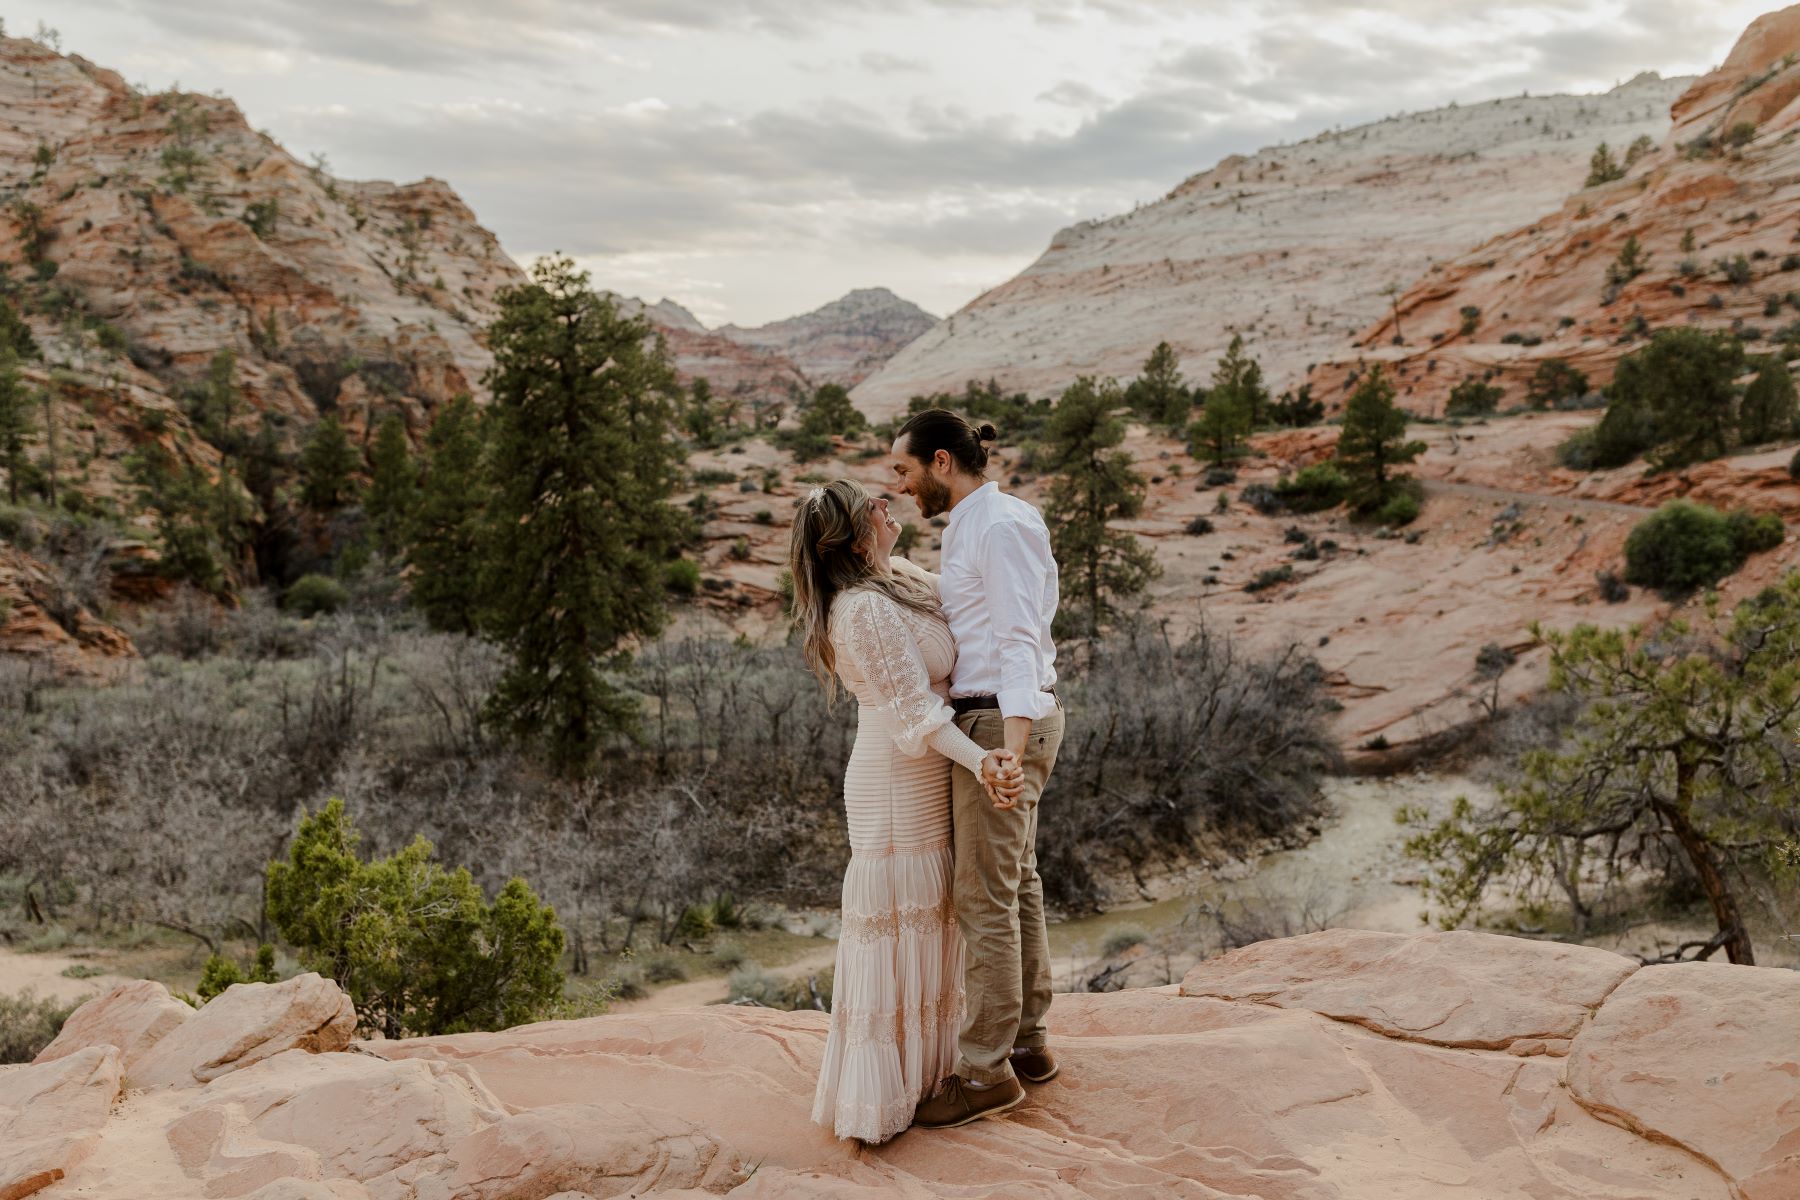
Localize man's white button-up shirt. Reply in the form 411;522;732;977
937;481;1059;720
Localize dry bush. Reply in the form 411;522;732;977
1040;621;1339;911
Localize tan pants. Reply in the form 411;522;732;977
950;704;1064;1085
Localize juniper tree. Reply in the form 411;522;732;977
362;413;415;557
1526;358;1589;410
1335;365;1425;514
1124;341;1190;428
1595;328;1744;469
1400;579;1800;966
1189;385;1249;467
478;254;686;773
1585;141;1624;187
298;414;360;511
405;395;486;634
682;376;719;446
1043;375;1160;639
1209;334;1269;428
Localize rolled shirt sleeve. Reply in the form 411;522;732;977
980;518;1056;721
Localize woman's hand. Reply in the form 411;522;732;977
980;749;1026;809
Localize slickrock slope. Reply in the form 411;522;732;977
717;287;937;388
7;928;1789;1199
852;75;1689;420
1318;5;1800;410
0;36;527;498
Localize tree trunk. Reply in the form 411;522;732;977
1659;763;1754;965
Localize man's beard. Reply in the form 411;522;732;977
913;473;952;519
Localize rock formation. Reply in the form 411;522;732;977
852;75;1688;421
3;928;1789;1198
717;287;937;388
1314;5;1800;412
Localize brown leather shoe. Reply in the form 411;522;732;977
1011;1045;1059;1083
911;1074;1026;1129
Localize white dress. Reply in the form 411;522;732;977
810;562;990;1144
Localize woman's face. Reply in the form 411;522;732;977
866;495;901;561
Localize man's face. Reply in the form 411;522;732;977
889;437;953;518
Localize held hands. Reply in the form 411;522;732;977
980;748;1026;809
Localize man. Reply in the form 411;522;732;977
889;408;1063;1130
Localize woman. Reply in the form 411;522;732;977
791;478;1021;1144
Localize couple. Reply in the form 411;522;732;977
788;408;1064;1145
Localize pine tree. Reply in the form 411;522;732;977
681;376;719;446
0;295;38;361
126;443;248;594
1189;387;1249;466
1335;365;1425;514
804;382;865;438
299;414;360;511
405;395;486;634
1585;141;1624;187
362;413;416;556
1739;355;1797;446
1043;376;1160;639
1124;341;1190;427
0;350;31;503
479;255;686;773
1210;334;1270;427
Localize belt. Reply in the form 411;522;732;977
951;688;1055;715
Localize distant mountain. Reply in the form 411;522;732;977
717;287;937;388
1311;9;1800;414
851;73;1691;420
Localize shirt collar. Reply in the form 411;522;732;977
945;481;999;533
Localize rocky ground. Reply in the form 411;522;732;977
3;928;1791;1199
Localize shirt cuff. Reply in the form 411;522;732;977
997;687;1054;721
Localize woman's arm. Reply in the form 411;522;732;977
835;591;986;775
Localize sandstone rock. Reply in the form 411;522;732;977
1568;960;1800;1198
416;1102;748;1200
34;979;192;1073
716;287;937;388
1179;927;1640;1047
852;75;1688;420
0;1045;121;1200
130;974;355;1090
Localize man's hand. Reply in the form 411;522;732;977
980;748;1025;808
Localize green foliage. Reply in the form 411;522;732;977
781;382;865;460
1244;564;1294;593
1270;383;1323;427
0;295;39;361
478;255;686;774
298;414;360;512
283;573;350;617
1372;481;1422;527
1334;365;1425;515
362;413;416;556
1623;133;1654;168
1584;142;1624;187
899;377;1052;449
1123;341;1191;427
241;198;279;240
1717;254;1753;287
1738;356;1797;445
1043;376;1160;639
664;558;701;595
1272;462;1350;513
1526;358;1590;410
266;798;566;1038
1444;375;1503;417
1603;235;1647;297
1623;501;1744;592
1208;333;1269;428
1590;329;1746;469
0;350;32;505
0;989;77;1064
681;376;719;446
126;442;252;595
405;395;487;634
197;944;279;1001
1726;508;1784;558
1723;121;1758;149
1401;578;1800;965
187;348;242;453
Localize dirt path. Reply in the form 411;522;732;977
1420;478;1653;517
0;946;137;1004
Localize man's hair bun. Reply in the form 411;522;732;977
977;423;998;442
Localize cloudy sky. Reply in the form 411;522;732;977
21;1;1780;326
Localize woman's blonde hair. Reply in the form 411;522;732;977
788;477;939;689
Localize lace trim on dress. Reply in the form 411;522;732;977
839;896;958;944
836;983;966;1049
835;591;957;758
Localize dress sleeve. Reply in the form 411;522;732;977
889;555;940;594
836;590;989;775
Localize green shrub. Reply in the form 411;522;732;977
1445;376;1503;417
1245;565;1294;593
664;559;701;595
282;573;349;617
713;939;748;970
674;903;715;940
1374;487;1421;527
1726;509;1784;557
197;944;278;1001
1273;463;1350;513
1239;483;1282;515
0;989;77;1064
1184;515;1215;536
691;468;737;486
266;798;565;1038
726;961;786;1006
1556;427;1600;470
728;536;751;562
1596;569;1629;603
1527;359;1590;410
1623;501;1741;592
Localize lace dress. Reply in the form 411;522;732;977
810;564;989;1144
